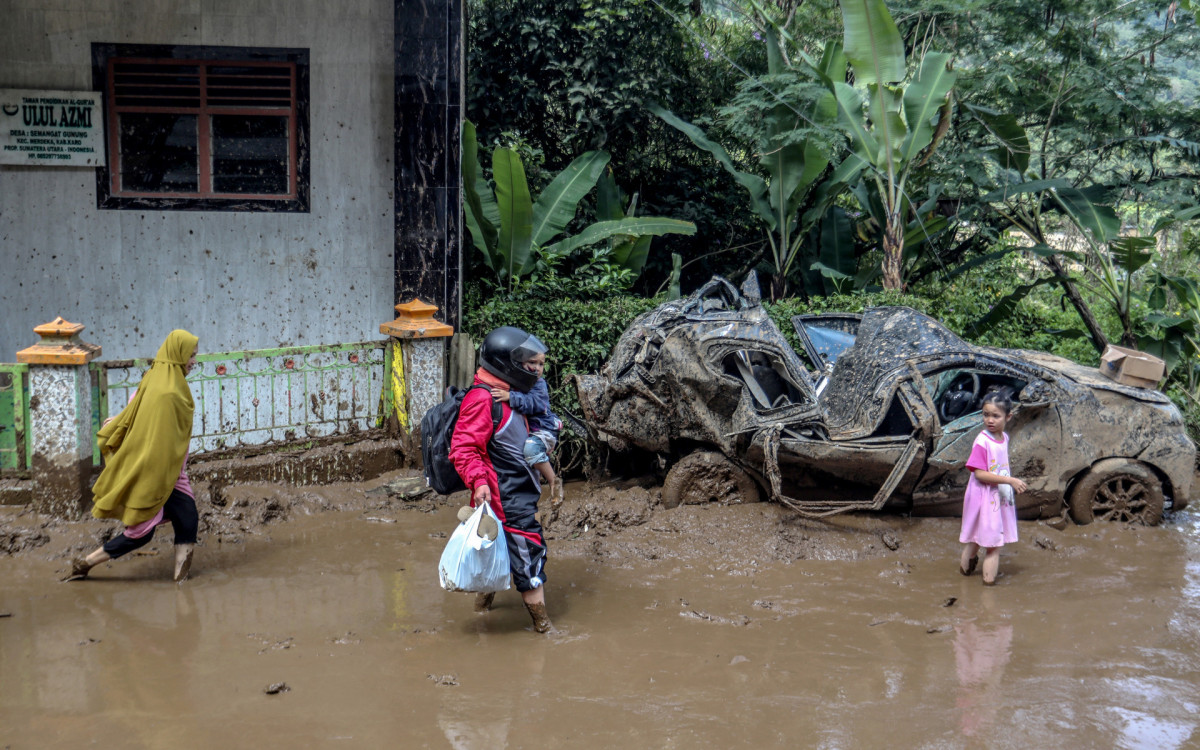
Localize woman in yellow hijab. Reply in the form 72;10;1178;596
66;330;200;582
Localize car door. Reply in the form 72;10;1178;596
790;313;862;374
912;369;1061;517
755;378;928;514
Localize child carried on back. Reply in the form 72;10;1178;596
490;345;564;505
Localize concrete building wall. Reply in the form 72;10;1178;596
0;0;395;361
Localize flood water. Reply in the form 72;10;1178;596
2;478;1199;749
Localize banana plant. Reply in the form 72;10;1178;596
831;0;957;290
462;121;696;293
648;29;855;301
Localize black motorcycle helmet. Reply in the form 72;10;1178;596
479;326;546;393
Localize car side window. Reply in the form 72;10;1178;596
723;350;808;411
926;368;1028;425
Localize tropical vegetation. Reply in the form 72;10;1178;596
463;0;1200;452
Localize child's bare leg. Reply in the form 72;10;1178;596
960;543;979;575
981;547;1000;584
535;461;563;506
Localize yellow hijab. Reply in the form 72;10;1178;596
91;330;198;526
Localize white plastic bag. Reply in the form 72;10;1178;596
438;503;511;593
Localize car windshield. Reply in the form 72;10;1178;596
803;323;856;367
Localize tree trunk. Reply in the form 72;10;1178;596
1042;255;1109;353
882;221;904;291
771;273;787;301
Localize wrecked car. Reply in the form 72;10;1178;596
575;275;1195;525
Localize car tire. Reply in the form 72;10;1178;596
1067;458;1164;526
661;451;761;509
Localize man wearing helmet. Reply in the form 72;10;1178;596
449;326;556;633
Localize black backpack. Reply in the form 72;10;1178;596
420;385;502;495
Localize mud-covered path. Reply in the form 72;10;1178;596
2;472;1199;748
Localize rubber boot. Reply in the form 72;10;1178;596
174;544;194;582
525;601;555;634
474;592;495;613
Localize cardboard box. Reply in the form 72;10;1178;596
1099;344;1165;388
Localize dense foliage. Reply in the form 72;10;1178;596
464;0;1200;450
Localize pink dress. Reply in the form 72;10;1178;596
959;431;1019;548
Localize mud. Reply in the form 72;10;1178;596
3;471;1200;748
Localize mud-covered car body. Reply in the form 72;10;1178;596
576;276;1195;521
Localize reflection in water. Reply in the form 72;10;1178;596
437;631;546;749
1111;706;1194;749
953;607;1013;738
78;585;204;746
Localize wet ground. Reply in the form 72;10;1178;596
2;470;1199;749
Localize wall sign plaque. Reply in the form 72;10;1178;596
0;89;105;166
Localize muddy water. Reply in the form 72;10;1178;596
2;477;1199;749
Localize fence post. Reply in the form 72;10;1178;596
16;317;101;517
379;299;454;433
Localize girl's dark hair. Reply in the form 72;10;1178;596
981;386;1014;415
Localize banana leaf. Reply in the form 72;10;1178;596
963;103;1030;175
596;167;624;222
832;83;879;163
542;217;695;259
614;234;654;277
461;122;498;268
900;52;956;164
493;148;534;281
1109;236;1155;274
648;102;776;230
531;150;610;247
1052;187;1120;243
840;0;905;86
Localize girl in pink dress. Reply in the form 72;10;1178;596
959;390;1028;585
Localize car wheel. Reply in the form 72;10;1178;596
1067;458;1164;526
661;451;761;509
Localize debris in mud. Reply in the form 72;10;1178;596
249;634;295;654
729;655;750;665
1033;535;1058;551
363;516;397;524
79;638;101;646
881;531;900;550
0;612;12;618
366;475;435;503
264;682;291;695
1044;512;1070;531
941;597;957;608
545;486;654;537
0;527;50;555
330;632;360;645
427;674;459;687
926;625;952;634
679;608;751;627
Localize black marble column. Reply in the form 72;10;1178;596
394;0;464;328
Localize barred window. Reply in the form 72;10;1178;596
93;44;309;212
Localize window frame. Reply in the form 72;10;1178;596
92;43;310;212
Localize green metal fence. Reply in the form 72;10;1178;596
0;364;31;472
98;341;390;456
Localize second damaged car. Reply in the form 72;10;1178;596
575;276;1195;525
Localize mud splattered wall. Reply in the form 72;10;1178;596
0;0;399;361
